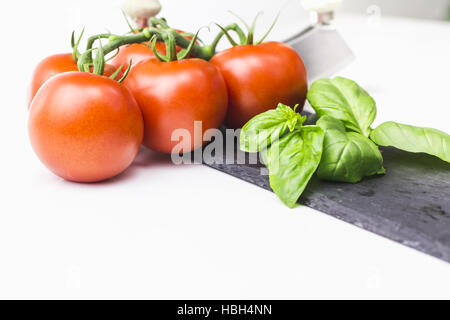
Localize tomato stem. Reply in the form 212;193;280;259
177;28;204;61
209;23;246;50
149;36;169;62
247;11;263;45
171;31;215;60
166;31;178;61
85;33;118;64
102;29;162;56
76;18;251;71
149;17;169;29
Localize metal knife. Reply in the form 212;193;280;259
285;0;355;81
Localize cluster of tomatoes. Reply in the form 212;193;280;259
28;16;308;182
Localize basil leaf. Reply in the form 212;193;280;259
307;77;376;137
370;121;450;163
266;126;324;208
240;103;306;152
317;116;385;183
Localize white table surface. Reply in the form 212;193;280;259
0;0;449;299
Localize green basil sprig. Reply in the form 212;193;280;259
307;77;376;137
239;103;323;208
240;77;450;209
317;116;385;183
370;122;450;163
240;103;306;152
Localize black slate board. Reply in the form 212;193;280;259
202;112;450;263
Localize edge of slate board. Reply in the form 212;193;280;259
202;112;450;263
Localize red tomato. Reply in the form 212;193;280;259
110;30;195;71
29;72;144;182
210;42;308;128
123;59;228;154
29;53;123;107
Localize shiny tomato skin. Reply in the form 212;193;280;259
29;53;123;107
29;72;144;182
123;59;228;154
29;53;76;106
210;42;308;128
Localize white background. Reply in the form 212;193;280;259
0;0;450;299
343;0;450;20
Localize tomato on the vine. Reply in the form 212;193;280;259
29;72;143;182
29;53;123;107
123;58;228;154
210;41;307;129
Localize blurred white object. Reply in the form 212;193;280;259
301;0;343;13
122;0;162;20
301;0;343;24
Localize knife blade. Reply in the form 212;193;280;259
285;0;355;81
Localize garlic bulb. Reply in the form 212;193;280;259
122;0;162;20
